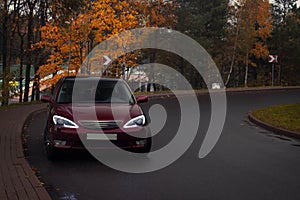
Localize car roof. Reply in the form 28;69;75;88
63;76;122;82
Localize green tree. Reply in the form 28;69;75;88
0;0;22;105
269;0;299;85
174;0;229;88
176;0;228;55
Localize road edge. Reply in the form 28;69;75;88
248;112;300;140
142;86;300;100
20;103;52;200
18;104;52;200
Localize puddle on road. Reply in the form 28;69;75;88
269;135;292;142
244;118;300;148
44;183;80;200
59;192;79;200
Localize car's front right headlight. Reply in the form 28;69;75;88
123;115;146;128
53;115;79;128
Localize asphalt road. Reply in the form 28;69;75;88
24;89;300;200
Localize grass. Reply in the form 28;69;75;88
252;103;300;133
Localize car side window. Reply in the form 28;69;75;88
57;80;74;103
52;79;63;100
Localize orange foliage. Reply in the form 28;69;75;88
250;0;273;59
236;0;273;63
36;0;177;87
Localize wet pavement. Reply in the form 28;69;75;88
24;89;300;200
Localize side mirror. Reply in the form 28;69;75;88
41;95;52;103
136;95;148;103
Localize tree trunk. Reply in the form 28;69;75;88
31;79;36;101
24;5;34;102
19;35;25;102
1;6;9;106
277;64;281;86
244;52;249;87
24;64;31;102
225;25;239;87
34;0;47;101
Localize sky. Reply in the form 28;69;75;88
269;0;300;7
231;0;300;7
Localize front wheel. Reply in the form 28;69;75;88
44;132;58;159
136;137;152;153
45;143;58;159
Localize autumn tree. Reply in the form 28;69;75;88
129;0;178;90
36;0;138;87
225;0;272;87
36;0;178;88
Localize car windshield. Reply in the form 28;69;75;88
57;78;135;104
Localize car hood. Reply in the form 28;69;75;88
54;103;143;124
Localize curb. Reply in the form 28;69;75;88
142;86;300;100
17;104;52;200
248;112;300;140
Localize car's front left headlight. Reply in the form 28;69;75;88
53;115;79;128
123;115;146;128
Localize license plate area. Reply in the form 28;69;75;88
86;133;117;140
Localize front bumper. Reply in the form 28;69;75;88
47;126;150;150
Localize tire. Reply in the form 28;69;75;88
137;137;152;153
45;143;58;160
43;131;57;160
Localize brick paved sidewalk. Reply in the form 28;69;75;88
0;103;51;200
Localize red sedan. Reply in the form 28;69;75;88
41;76;151;159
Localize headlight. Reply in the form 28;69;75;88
123;115;146;128
53;115;79;128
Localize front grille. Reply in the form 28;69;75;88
79;120;123;130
